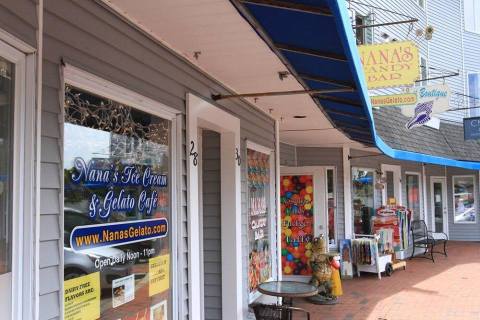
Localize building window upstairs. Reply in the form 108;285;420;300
465;0;480;33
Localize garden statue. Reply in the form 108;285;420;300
308;235;341;304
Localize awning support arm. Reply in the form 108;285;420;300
212;88;354;101
353;18;418;29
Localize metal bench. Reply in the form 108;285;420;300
410;220;448;263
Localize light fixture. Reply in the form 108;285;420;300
425;25;434;40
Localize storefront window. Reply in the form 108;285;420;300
0;57;13;275
63;86;171;320
453;176;476;223
352;168;375;234
247;148;272;295
280;175;314;276
406;174;421;221
326;169;336;246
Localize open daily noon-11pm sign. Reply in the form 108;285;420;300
358;41;420;89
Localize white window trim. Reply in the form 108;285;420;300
62;65;182;320
324;166;338;248
381;164;403;206
0;34;37;320
414;0;426;10
351;167;377;234
430;176;449;234
467;71;480;117
63;64;180;121
452;175;477;224
187;93;242;320
464;0;480;34
246;141;276;303
405;171;423;220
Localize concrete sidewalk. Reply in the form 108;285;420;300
297;241;480;320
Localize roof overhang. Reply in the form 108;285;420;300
236;0;480;170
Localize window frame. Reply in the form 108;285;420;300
452;175;477;224
405;171;423;221
467;72;480;117
351;167;377;232
246;141;276;303
464;0;480;34
325;167;338;248
62;64;182;320
0;33;36;320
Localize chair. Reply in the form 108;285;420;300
250;303;311;320
410;220;448;262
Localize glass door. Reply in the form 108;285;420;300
431;178;447;233
0;55;14;317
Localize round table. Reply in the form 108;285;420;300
257;281;317;320
257;280;318;299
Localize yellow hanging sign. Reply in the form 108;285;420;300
64;272;100;320
358;41;420;89
149;254;170;296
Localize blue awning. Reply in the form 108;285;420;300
236;0;480;170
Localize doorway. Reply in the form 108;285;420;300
279;166;336;280
199;130;222;319
187;94;242;320
431;177;448;233
0;36;35;320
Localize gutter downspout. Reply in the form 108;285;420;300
275;120;282;281
422;163;428;228
35;1;43;319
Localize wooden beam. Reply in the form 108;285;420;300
299;73;356;89
212;88;354;101
315;94;364;108
275;43;348;62
325;108;368;121
240;0;332;16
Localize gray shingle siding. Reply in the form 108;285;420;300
40;0;277;319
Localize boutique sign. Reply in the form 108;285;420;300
358;41;419;89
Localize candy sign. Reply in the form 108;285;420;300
358;41;419;89
281;175;314;276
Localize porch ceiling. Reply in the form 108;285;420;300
101;0;365;148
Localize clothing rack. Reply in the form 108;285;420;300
352;234;392;279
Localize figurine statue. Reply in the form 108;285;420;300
308;235;339;305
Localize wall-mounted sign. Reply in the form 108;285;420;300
247;149;272;293
358;41;419;89
403;84;451;130
464;117;480;140
371;93;417;108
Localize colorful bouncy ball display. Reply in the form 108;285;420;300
280;175;314;276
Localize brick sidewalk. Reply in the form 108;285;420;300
296;241;480;320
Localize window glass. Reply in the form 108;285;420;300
352;168;375;234
247;149;272;294
63;86;172;320
468;73;480;117
453;176;476;223
0;57;13;275
327;169;336;246
406;174;421;221
355;15;366;45
386;171;395;200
